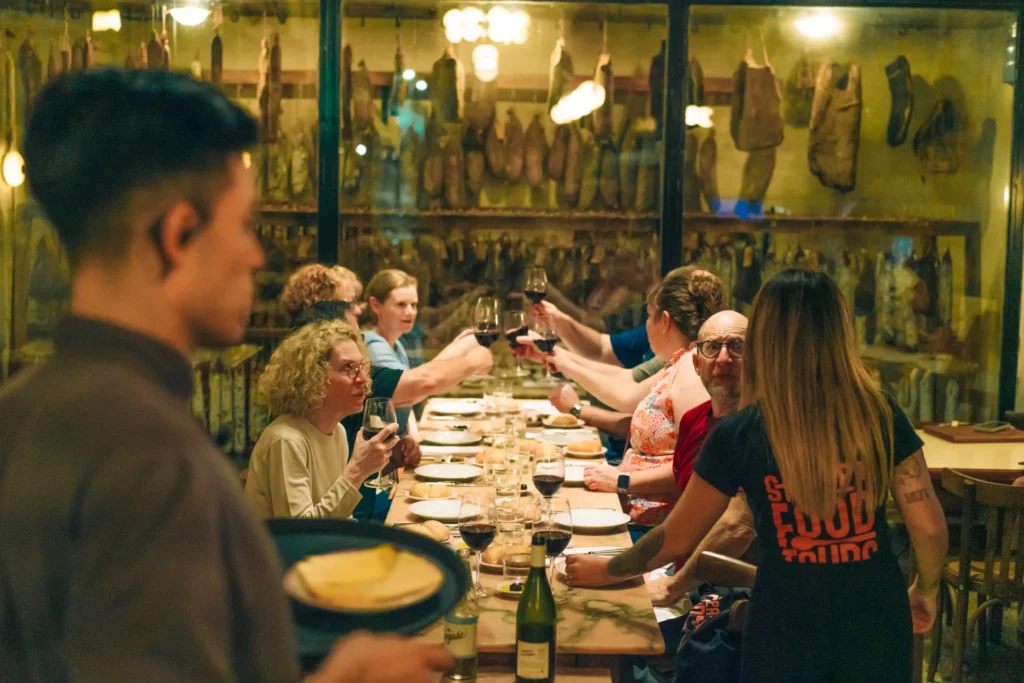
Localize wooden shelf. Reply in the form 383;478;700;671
861;345;977;375
682;213;980;238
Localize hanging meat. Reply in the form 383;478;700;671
464;127;486;197
635;133;659;212
136;42;148;70
341;44;353;141
146;30;163;70
618;122;640;210
524;114;548;189
485;117;506;178
421;118;445;209
59;30;71;73
597;141;619;209
351;58;373;132
398;125;422;210
431;49;464;124
577;128;600;210
211;29;223;86
17;31;41;106
85;31;95;69
683;132;701;212
267;34;283;141
443;124;465;209
809;61;862;192
729;43;784;151
190;53;202;80
561;124;583;203
592;51;613;141
71;38;85;70
648;41;665;133
548;124;570;182
387;38;408;118
504;109;525;184
466;74;496;142
547;37;573;113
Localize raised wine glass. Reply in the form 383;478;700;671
535;497;573;603
459;491;498;599
532;445;566;505
504;309;530;378
473;297;501;349
533;320;560;382
362;397;398;490
524;266;548;306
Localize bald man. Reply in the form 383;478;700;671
583;310;749;499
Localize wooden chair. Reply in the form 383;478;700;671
929;468;1024;683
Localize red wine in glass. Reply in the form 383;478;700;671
534;337;558;353
524;289;547;305
474;327;500;347
505;325;528;349
532;473;565;497
460;522;497;551
535;528;572;557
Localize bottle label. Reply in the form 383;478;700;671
516;640;550;679
444;616;478;659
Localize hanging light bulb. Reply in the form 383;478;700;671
509;11;531;45
461;7;486;43
355;144;368;156
472;44;499;82
402;68;416;81
415;79;428;92
487;7;511;44
551;81;605;125
795;13;840;39
168;1;211;27
92;9;122;32
2;150;24;188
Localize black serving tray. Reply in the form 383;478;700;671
266;519;469;662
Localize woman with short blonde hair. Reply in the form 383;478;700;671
244;320;398;519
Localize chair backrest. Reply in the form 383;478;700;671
694;551;757;590
940;468;1024;600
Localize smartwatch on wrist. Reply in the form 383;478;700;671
617;473;630;496
569;403;584;419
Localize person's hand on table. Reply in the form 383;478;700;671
907;580;938;634
583;463;619;493
646;573;686;607
564;554;618;587
309;631;454;683
346;423;399;486
549;385;581;414
383;436;421;474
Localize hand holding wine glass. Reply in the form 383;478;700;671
532;320;561;381
523;267;548;306
361;398;401;490
459;491;498;599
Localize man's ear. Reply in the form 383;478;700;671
159;201;201;272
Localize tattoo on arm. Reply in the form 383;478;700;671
895;456;923;483
903;488;931;504
608;526;665;577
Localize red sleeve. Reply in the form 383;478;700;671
672;401;713;493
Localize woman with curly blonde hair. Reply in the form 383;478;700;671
280;264;360;328
244;320;398;519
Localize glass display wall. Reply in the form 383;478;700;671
683;4;1017;424
336;1;667;367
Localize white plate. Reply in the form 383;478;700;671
555;508;631;532
430;400;484;417
564;465;586;486
542;416;585;429
420;431;483;447
536;430;599;447
414;463;484;481
408;499;478;522
406;492;456;502
565;445;607;459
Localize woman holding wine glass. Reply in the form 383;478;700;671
362;397;400;491
459;491;498;599
244;320;399;519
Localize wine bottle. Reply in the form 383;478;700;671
444;549;479;680
515;535;556;682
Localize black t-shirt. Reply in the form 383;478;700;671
694;397;923;569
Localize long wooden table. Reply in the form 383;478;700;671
390;398;664;675
919;431;1023;483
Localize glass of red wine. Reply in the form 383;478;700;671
535;497;573;602
532;445;566;502
524;267;548;305
459;491;498;599
533;320;561;382
362;397;398;490
504;309;529;377
473;297;501;349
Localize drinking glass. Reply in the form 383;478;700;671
458;491;497;599
524;267;548;306
504;309;530;377
535;498;573;602
362;397;398;490
493;462;522;510
473;297;501;349
532;445;566;504
532;320;560;382
501;512;530;590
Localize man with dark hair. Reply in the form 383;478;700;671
0;70;451;683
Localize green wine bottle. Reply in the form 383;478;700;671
515;534;556;682
444;549;479;680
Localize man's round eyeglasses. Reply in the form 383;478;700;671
696;339;744;359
